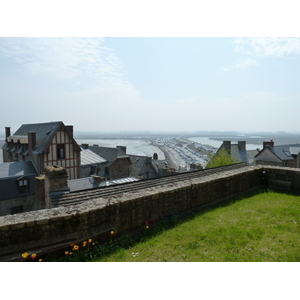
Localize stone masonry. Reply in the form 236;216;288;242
0;165;299;261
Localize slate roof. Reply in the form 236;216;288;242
129;155;159;179
86;145;128;165
217;142;258;165
230;144;259;164
80;147;107;166
0;161;38;200
0;161;38;178
256;144;300;161
68;176;139;192
2;121;80;154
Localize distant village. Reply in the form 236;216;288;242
1;121;300;217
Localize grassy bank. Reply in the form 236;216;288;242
92;191;300;262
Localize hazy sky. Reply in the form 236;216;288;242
1;39;299;134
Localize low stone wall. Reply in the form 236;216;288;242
0;165;299;261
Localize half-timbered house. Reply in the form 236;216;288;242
2;121;81;180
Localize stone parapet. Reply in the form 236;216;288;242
1;165;298;261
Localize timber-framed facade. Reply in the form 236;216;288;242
2;121;81;180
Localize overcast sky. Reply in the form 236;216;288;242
1;4;299;135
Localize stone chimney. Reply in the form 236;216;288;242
65;125;73;137
263;140;274;149
91;175;105;185
238;141;246;152
223;141;231;155
35;175;46;209
28;132;36;156
117;145;127;154
81;143;89;149
44;165;70;208
5;127;11;139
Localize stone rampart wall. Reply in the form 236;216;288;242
0;165;298;261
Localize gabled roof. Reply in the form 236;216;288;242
9;121;62;154
217;142;258;165
3;121;80;154
80;147;107;166
87;145;128;164
0;161;38;178
255;144;300;161
129;154;159;178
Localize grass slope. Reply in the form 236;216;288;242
94;191;300;262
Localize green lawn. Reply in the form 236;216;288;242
92;191;300;262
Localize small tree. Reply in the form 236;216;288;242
205;148;239;169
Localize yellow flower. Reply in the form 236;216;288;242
31;253;37;260
82;241;87;247
65;251;69;255
39;259;43;262
88;239;92;243
110;230;114;235
73;245;79;251
22;252;29;259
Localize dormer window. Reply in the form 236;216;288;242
17;177;29;194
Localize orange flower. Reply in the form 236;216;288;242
146;225;149;229
110;230;114;235
82;241;87;247
22;252;29;259
65;251;69;255
31;253;37;260
73;245;79;251
88;239;92;243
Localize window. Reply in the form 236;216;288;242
10;205;24;215
57;144;65;159
18;177;29;194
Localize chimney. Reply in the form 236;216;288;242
238;141;246;152
28;132;36;155
81;143;89;149
44;165;70;208
5;127;11;139
91;175;105;185
117;145;127;154
223;141;231;155
65;125;73;137
263;140;274;149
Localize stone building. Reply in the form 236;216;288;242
2;121;81;180
253;140;300;167
0;161;38;216
80;144;132;180
216;140;258;165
